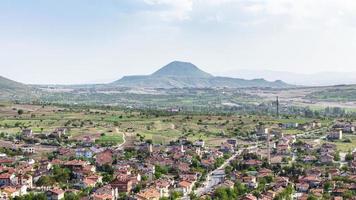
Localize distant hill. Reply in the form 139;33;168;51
216;69;356;86
0;76;39;100
0;76;29;90
113;61;292;88
152;61;213;78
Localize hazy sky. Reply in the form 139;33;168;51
1;0;356;84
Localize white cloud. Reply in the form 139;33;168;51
143;0;193;20
140;0;356;29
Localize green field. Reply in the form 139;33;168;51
333;135;356;152
95;133;124;145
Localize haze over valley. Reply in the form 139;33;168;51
1;2;356;200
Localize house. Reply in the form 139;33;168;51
332;122;355;133
220;142;235;153
82;136;95;147
276;143;290;155
0;185;26;199
92;193;114;200
177;180;194;196
327;130;343;140
21;129;33;137
320;147;336;155
20;145;35;154
47;188;65;200
110;175;133;193
263;190;277;199
96;149;113;166
243;159;262;167
242;176;258;189
136;187;161;200
320;153;334;164
227;139;237;147
193;140;205;148
18;174;33;188
296;183;309;192
298;176;321;187
310;188;323;197
80;177;97;188
305;168;322;177
257;168;273;178
138;164;155;181
176;162;190;173
259;194;273;200
274;176;289;188
242;194;257;200
256;127;269;138
64;160;89;170
218;180;235;189
0;158;15;166
270;156;283;165
76;174;103;188
72;164;96;179
154;179;171;198
75;148;93;159
179;173;199;183
303;156;317;163
201;158;215;169
50;128;68;138
328;168;340;179
93;185;118;200
332;188;347;196
0;173;17;186
281;122;299;129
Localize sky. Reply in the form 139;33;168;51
1;0;356;84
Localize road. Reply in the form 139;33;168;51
115;128;126;149
195;145;258;197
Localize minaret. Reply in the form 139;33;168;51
180;144;185;153
276;96;279;118
149;144;153;154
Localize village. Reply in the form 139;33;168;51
0;105;355;200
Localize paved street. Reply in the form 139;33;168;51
195;145;258;196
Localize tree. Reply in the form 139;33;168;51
64;192;80;200
170;191;183;200
334;152;340;161
225;165;233;175
323;181;332;192
214;187;229;200
189;192;199;200
345;152;353;161
13;192;47;200
36;175;54;186
234;181;247;196
17;109;24;115
307;195;318;200
53;165;71;183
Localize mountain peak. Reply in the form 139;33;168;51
151;61;213;78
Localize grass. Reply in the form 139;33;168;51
0;103;341;149
333;135;356;152
96;133;123;145
320;134;356;152
283;129;303;135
